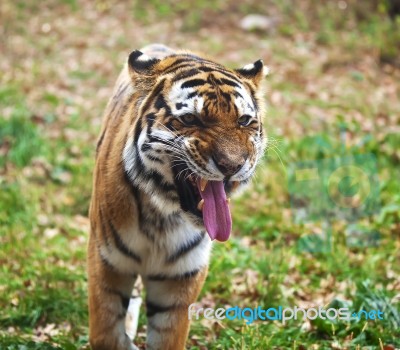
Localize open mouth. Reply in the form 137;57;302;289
172;162;239;242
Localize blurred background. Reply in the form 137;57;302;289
0;0;399;349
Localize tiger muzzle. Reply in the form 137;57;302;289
212;143;247;177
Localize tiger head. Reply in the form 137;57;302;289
124;50;266;242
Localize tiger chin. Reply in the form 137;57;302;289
88;44;266;350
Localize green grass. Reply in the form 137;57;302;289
0;92;45;169
1;0;400;348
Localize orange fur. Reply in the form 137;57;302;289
88;44;265;349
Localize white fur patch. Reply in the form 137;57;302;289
242;63;255;71
168;83;204;117
125;297;142;340
123;136;137;179
123;132;180;214
234;85;256;117
137;53;152;62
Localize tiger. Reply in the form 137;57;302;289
88;43;266;350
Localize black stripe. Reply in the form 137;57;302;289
147;268;201;281
145;112;158;139
141;79;166;114
141;143;152;152
103;123;114;164
221;91;232;103
171;68;201;83
148;134;173;146
122;296;130;310
133;120;143;143
164;57;192;68
98;207;112;247
154;94;171;115
109;221;142;263
145;154;164;163
161;58;195;74
103;286;132;310
124;169;140;201
245;101;255;112
113;83;129;101
148;319;173;333
97;246;138;277
181;79;206;89
247;120;258;128
250;94;259;112
198;66;242;84
176;102;188;110
108;85;131;118
146;113;157;128
205;91;217;100
243;81;256;99
117;311;127;320
187;91;197;99
162;63;195;76
166;232;205;263
124;170;163;240
123;171;154;241
220;77;240;88
134;143;145;174
146;300;176;318
108;100;119;118
233;91;244;99
99;250;117;271
96;129;106;155
146;170;176;192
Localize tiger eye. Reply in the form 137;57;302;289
238;114;252;126
181;114;196;125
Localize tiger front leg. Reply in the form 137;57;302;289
87;236;139;350
143;266;208;350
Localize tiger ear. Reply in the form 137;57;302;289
235;59;266;88
128;50;160;75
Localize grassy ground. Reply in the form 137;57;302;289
1;0;399;349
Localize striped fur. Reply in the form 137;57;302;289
88;44;266;350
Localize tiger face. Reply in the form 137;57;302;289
124;50;266;242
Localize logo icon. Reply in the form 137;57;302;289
289;154;379;222
288;146;380;253
328;165;371;209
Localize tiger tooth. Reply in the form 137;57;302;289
227;198;231;204
197;199;204;211
232;181;240;191
200;179;208;192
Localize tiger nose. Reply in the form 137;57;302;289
212;152;246;177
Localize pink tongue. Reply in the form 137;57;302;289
197;180;232;242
